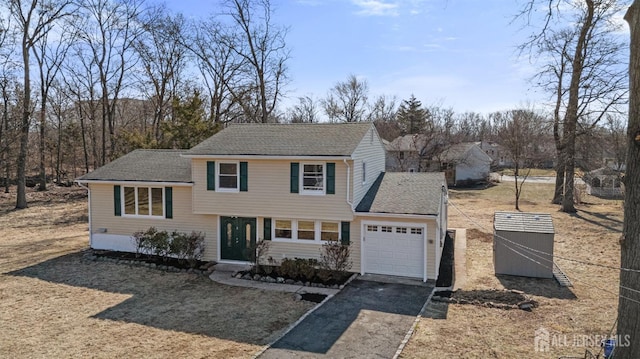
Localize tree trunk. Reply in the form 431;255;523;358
560;0;594;213
16;35;30;209
617;3;640;358
552;164;565;204
38;99;47;191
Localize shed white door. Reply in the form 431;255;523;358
363;223;425;278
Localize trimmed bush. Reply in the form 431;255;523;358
132;227;205;267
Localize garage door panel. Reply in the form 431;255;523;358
363;223;425;279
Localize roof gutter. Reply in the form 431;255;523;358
181;154;352;160
344;158;352;209
355;212;438;220
75;179;193;187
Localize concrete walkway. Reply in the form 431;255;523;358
209;263;340;296
258;277;434;359
452;228;467;290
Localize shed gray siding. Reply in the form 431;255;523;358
493;212;554;278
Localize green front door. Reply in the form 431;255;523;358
220;216;256;261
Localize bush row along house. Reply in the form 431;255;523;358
77;123;449;282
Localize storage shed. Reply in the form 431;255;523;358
493;212;554;278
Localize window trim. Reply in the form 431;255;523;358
272;219;341;243
300;163;326;195
216;161;240;192
121;186;166;218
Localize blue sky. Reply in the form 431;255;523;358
167;0;582;114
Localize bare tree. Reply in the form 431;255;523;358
76;0;143;166
287;95;319;123
618;3;640;357
134;6;188;141
222;0;289;123
520;0;628;212
495;109;547;210
32;16;75;190
8;0;73;209
186;17;243;126
323;74;369;122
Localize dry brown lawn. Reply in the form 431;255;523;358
402;182;624;359
0;187;314;359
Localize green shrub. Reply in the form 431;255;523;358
131;227;205;266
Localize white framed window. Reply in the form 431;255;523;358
381;226;393;233
217;161;239;192
298;220;316;240
362;162;366;184
123;186;164;217
301;163;325;194
366;225;378;232
396;227;408;234
321;222;339;241
411;227;423;235
273;219;340;243
274;220;293;239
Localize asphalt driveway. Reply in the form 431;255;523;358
259;277;434;359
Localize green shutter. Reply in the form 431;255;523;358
290;162;299;193
263;218;272;240
114;185;121;216
240;162;248;192
341;221;350;245
326;162;335;194
207;161;215;190
165;187;173;219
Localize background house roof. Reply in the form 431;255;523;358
187;123;373;156
494;212;554;234
356;172;447;215
386;134;430;152
76;150;191;183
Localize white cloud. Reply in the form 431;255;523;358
352;0;399;17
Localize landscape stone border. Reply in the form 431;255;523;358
81;250;216;276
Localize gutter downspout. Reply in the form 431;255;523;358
76;181;92;248
344;159;352;209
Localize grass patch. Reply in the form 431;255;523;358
402;182;623;358
0;186;315;358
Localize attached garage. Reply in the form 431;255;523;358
355;172;448;282
362;222;426;278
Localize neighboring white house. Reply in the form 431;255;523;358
438;143;492;186
76;123;448;282
476;140;513;169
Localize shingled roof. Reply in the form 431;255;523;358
186;122;373;156
356;172;447;216
76;150;191;183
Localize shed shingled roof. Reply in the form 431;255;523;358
186;122;373;156
76;149;191;183
356;172;447;215
493;212;554;234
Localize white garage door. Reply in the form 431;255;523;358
363;223;425;278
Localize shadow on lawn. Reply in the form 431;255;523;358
572;209;623;234
497;275;577;300
6;251;296;344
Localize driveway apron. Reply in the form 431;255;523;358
259;278;434;359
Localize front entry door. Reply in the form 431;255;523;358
221;217;256;261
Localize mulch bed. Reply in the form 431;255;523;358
432;289;538;311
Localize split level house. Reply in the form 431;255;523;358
76;123;448;281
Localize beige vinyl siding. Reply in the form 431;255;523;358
352;126;387;207
192;159;354;221
352;215;439;279
88;183;218;261
259;216;361;273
